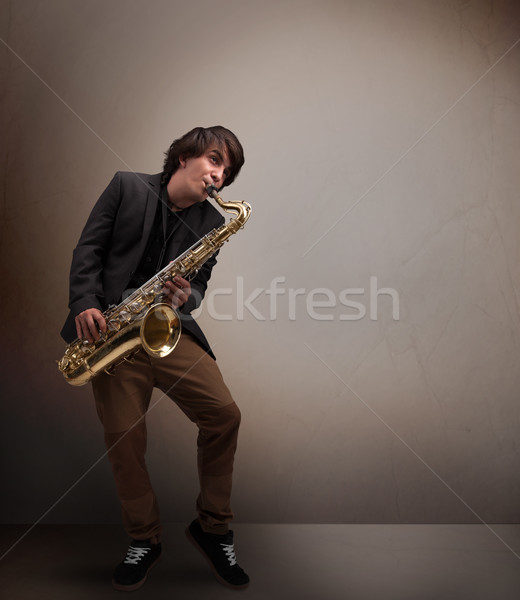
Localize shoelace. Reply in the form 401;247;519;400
220;542;237;566
124;545;150;565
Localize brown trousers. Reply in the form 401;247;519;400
92;332;241;540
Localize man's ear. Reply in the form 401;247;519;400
179;155;186;168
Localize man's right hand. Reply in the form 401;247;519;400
75;308;107;343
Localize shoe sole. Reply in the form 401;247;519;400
111;555;161;592
185;527;249;590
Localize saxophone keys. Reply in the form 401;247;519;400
123;352;137;364
57;357;69;371
107;318;121;332
119;310;131;322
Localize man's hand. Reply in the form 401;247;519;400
163;275;191;309
75;308;107;343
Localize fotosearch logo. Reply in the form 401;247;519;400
193;276;400;322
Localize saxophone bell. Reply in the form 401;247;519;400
140;303;181;358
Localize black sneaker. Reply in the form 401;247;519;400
185;520;249;589
112;539;161;591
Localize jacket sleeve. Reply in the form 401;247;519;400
67;172;122;317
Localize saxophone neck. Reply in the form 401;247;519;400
206;184;252;228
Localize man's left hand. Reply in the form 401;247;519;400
162;276;191;309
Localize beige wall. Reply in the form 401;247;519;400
1;0;520;524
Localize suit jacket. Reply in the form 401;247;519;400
61;171;225;359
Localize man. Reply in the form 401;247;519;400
61;126;249;591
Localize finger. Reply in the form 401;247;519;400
78;319;93;343
171;295;181;308
75;317;83;340
163;281;186;299
173;275;188;287
161;280;190;308
162;281;176;294
81;312;100;342
87;317;101;342
94;312;107;334
79;315;94;343
174;277;191;297
178;291;189;306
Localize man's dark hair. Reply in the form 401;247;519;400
161;126;245;188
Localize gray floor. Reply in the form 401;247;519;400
1;523;520;599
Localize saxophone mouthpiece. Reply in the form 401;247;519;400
205;184;219;198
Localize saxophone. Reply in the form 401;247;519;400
58;184;251;386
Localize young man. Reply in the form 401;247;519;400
61;126;249;591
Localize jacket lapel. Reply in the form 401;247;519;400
132;173;162;270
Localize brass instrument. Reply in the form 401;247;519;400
58;184;251;386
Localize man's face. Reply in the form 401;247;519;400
169;147;231;209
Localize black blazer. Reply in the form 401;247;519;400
60;171;225;359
